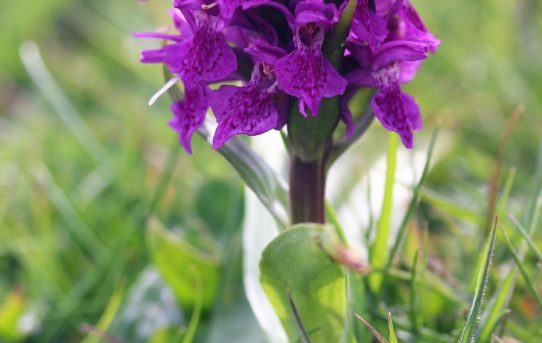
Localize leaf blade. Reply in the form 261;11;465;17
457;217;498;343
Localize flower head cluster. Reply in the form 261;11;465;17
137;0;438;153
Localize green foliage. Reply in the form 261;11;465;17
81;284;124;343
457;220;497;343
147;217;220;312
1;0;542;342
370;133;399;292
260;225;347;343
0;291;26;342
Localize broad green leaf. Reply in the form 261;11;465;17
195;179;244;241
260;225;347;343
370;133;399;292
82;284;125;343
147;217;220;311
457;218;498;343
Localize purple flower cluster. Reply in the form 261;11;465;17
137;0;438;153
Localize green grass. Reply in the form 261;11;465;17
1;0;542;342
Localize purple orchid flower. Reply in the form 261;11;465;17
137;0;438;152
210;62;288;149
343;0;439;147
169;84;209;153
274;1;347;117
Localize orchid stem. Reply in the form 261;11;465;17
289;156;326;224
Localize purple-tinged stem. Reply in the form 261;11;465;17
289;156;326;224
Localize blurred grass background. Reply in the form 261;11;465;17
0;0;541;342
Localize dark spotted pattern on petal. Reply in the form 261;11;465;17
169;84;209;154
371;66;421;148
168;24;237;86
210;65;286;148
274;46;346;117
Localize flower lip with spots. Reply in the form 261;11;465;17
136;0;438;152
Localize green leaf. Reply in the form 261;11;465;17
354;313;388;343
370;133;399;292
147;217;220;311
409;250;421;332
209;126;289;228
388;313;399;343
499;225;542;311
480;143;542;340
324;0;356;67
163;69;289;229
457;218;498;343
260;224;347;343
181;269;204;343
82;284;125;343
509;216;542;263
386;128;439;272
0;290;26;342
195;179;244;240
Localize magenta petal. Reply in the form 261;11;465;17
373;41;429;71
371;86;421;149
217;0;243;19
210;84;282;149
350;1;388;52
169;84;209;154
274;47;346;117
210;65;285;149
217;0;272;19
340;89;356;138
165;24;237;86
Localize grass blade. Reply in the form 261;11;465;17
19;42;111;169
354;313;388;343
478;270;517;342
370;133;399;292
386;128;439;273
457;217;498;343
509;216;542;263
288;290;313;343
387;313;399;343
480;143;542;340
499;225;542;311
